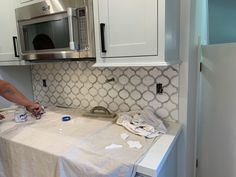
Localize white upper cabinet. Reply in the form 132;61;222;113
97;0;157;58
93;0;181;67
0;0;23;65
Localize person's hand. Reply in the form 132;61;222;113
25;102;44;118
0;114;5;120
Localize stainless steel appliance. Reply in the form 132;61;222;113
15;0;95;61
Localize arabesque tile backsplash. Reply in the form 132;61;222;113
31;61;179;122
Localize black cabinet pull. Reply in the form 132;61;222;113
100;23;106;53
12;36;19;57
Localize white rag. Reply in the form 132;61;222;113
116;109;167;138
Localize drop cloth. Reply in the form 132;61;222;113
0;108;155;177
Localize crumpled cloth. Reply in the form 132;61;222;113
116;110;167;138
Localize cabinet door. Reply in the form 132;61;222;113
97;0;158;58
0;0;19;61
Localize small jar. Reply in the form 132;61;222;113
14;106;28;123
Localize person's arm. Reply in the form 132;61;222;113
0;80;42;116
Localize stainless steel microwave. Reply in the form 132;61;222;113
15;0;95;61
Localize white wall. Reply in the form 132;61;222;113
198;0;208;44
209;0;236;44
0;66;33;108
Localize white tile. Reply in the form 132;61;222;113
143;76;155;86
32;62;179;121
143;91;155;102
119;75;129;85
130;75;142;86
119;90;129;99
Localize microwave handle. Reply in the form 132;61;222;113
67;8;76;50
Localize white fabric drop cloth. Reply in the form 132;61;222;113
0;107;155;177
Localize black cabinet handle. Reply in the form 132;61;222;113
100;23;106;53
12;36;19;57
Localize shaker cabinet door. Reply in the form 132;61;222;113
97;0;158;58
0;0;20;62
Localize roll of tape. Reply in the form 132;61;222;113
62;115;71;121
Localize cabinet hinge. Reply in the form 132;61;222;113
196;159;199;168
200;62;203;72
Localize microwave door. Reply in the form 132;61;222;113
19;13;71;53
